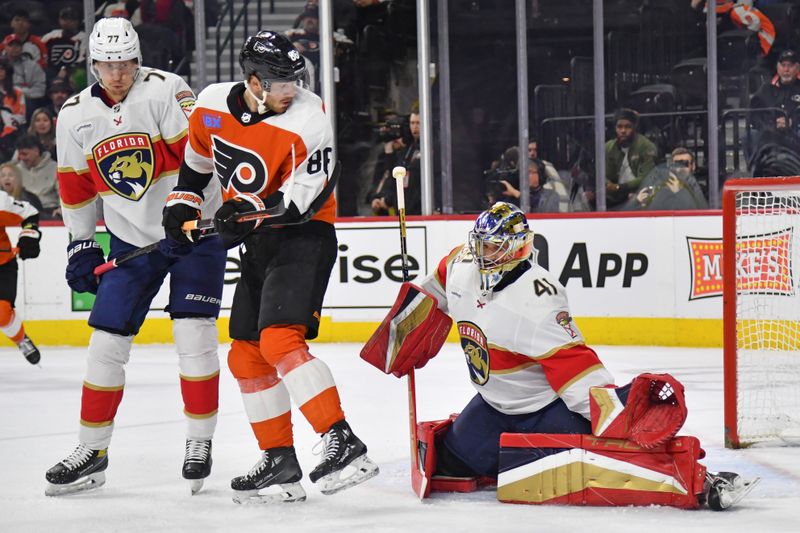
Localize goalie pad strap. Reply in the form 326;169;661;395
497;433;707;509
360;282;452;377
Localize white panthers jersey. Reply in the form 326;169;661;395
420;245;614;417
56;68;221;248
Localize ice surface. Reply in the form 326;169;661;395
1;343;799;532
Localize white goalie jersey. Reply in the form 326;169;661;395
56;68;221;248
419;245;614;417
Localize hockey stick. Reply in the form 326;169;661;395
92;163;340;276
392;165;425;500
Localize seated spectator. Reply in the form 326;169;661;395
0;58;26;134
602;108;658;209
44;79;74;120
748;117;800;176
496;157;560;213
0;10;47;69
528;139;570;212
366;112;421;215
15;135;59;219
750;49;800;133
0;162;43;211
287;3;321;94
27;108;56;161
42;4;87;84
3;37;47;108
626;147;708;211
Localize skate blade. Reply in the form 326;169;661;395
45;471;106;497
189;478;204;495
724;477;761;509
232;482;307;504
317;455;380;495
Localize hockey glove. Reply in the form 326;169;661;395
16;220;41;260
65;240;105;294
213;193;265;249
162;188;204;245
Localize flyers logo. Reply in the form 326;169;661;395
211;135;268;196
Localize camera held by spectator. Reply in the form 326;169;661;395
374;115;413;144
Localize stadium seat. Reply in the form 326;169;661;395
671;57;707;109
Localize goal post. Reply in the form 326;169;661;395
723;176;800;448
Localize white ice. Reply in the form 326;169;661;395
1;343;799;533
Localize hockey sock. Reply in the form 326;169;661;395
261;326;345;434
175;318;220;439
229;339;294;449
0;300;24;343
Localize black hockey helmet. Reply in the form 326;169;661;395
239;30;306;89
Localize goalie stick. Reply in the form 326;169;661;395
391;165;425;500
92;163;340;276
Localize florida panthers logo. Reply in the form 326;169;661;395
211;135;268;196
458;321;490;385
93;133;154;201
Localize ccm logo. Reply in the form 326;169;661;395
184;294;221;305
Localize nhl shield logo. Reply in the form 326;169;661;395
93;133;154;201
457;321;490;385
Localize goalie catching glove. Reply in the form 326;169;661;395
589;372;688;448
360;282;452;377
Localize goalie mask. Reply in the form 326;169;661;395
468;202;533;291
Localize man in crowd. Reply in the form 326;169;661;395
15;135;59;219
602;108;657;209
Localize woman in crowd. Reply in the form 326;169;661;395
26;108;56;160
0;162;43;212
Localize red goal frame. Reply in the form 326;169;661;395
722;176;800;448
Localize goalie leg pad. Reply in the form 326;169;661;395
497;433;707;509
360;282;452;377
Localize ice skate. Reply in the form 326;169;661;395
309;420;379;495
230;446;306;504
18;335;40;365
705;471;760;511
182;439;212;495
45;444;108;496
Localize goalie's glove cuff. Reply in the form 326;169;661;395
163;187;204;244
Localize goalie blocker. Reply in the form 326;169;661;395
360;282;452;377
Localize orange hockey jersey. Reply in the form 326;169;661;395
183;82;336;223
0;190;38;266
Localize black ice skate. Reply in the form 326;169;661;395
230;446;306;504
45;444;108;496
309;420;379;495
182;439;212;495
705;471;760;511
18;335;40;365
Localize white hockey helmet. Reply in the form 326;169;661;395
89;17;142;65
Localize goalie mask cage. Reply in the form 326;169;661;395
723;177;800;448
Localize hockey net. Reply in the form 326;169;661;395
723;177;800;448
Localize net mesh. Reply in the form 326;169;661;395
735;190;800;444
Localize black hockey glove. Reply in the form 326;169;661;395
162;188;204;245
65;240;104;294
16;220;41;260
213;193;265;249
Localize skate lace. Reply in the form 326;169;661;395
62;444;94;470
246;452;270;480
185;439;210;463
313;428;341;463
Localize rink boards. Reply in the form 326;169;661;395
6;212;731;347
